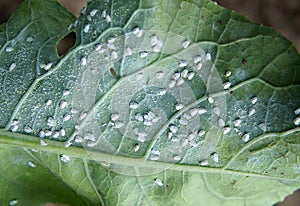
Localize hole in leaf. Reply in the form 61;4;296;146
56;32;76;57
59;0;88;17
0;0;24;24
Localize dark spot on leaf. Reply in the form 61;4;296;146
110;68;116;76
217;19;223;25
231;179;237;186
242;58;247;65
57;32;76;57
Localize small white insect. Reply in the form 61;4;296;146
212;107;221;116
24;125;33;133
60;129;66;136
242;133;250;142
251;97;258;104
11;125;18;132
168;132;173;139
63;114;71;122
225;70;231;77
211;153;219;163
59;101;67;109
193;56;203;64
60;154;70;163
9;200;18;206
170;125;178;133
44;62;53;71
294;117;300;126
139;51;148;58
248;108;256;116
218;118;225;127
198;130;206;137
233;119;241;127
53;131;60;138
154;178;164;186
27;161;36;168
168;80;176;88
134;113;144;122
90;9;98;17
222;127;231;135
105;14;112;23
187;72;195;80
134;144;140;152
153;45;162;52
101;10;107;18
124;47;132;56
74;136;83;143
83;24;90;33
205;53;212;60
179;118;188;125
95;44;104;53
259;123;267;132
183;113;191;120
129;101;139;109
196;62;203;70
8;63;16;71
65;141;72;148
132;26;143;37
149;155;159;161
40;139;48;146
199;160;208;166
111;51;118;60
10;120;19;126
114;122;124;129
47;117;56;127
208;97;214;104
44;130;52;136
172;72;181;80
6;47;13;52
294;107;300;115
187;133;196;140
223;82;231;90
178;60;188;68
181;69;188;78
45;99;52;106
175;104;184;110
182;40;191;48
176;78;185;86
63;90;71;96
79;112;87;120
81;56;87;66
173;155;181;161
158;89;167;96
39;130;45;138
111;113;120;121
84;133;96;141
190;108;199;117
198;108;207;115
26;36;34;42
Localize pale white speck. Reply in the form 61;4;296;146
294;107;300;115
248;108;256;116
44;130;52;137
251;97;258;104
79;112;87;120
45;99;52;106
196;62;203;70
111;113;120;121
225;70;231;77
60;154;70;163
139;51;148;58
153;44;162;52
170;125;178;133
81;56;87;66
218;119;225;127
39;130;45;138
259;123;267;132
11;125;18;132
60;129;66;136
222;127;231;135
44;62;53;71
63;114;71;121
206;53;211;60
9;200;18;206
134;144;140;152
83;24;90;33
138;135;146;142
242;133;250;142
71;108;79;114
150;35;160;45
64;141;72;148
200;160;208;166
181;69;188;78
212;107;221;116
171;137;179;142
114;122;124;129
124;47;132;56
63;90;71;96
129;101;139;109
183;113;191;120
101;10;107;18
24;125;33;133
233;119;241;127
198;130;206;137
10;120;19;126
173;155;181;161
47;117;56;127
90;9;98;17
187;72;195;80
178;60;188;68
172;72;181;80
111;51;118;60
168;132;173;139
208;97;214;104
26;36;34;42
6;47;13;52
59;101;67;109
198;108;207;115
187;133;196;141
194;56;203;64
211;153;219;163
8;63;16;71
100;161;110;167
107;43;116;50
53;131;60;138
135;113;144;122
95;44;104;53
143;120;153;126
74;124;80;130
190;108;199;117
152;116;160;123
179;118;188;125
31;149;39;152
154;178;164;186
294;117;300;126
105;14;111;23
133;27;140;35
223;82;231;90
154;71;164;79
27;161;36;168
168;80;176;88
175;104;184;110
158;89;167;96
135;72;144;80
40;139;48;146
84;133;96;141
182;40;191;48
176;78;185;86
181;138;189;146
74;136;83;143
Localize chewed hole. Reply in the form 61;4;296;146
56;32;76;57
59;0;88;17
0;0;24;24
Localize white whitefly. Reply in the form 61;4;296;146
168;80;176;88
90;9;98;16
178;60;188;68
170;125;178;134
11;125;18;132
233;119;241;127
182;40;191;48
63;90;71;96
171;137;179;142
294;117;300;126
105;14;111;23
95;44;104;53
79;112;87;120
223;82;231;90
9;200;18;206
200;160;208;166
81;56;87;66
193;56;203;64
101;10;107;18
138;135;146;143
129;101;139;109
251;97;258;104
176;78;185;86
83;24;90;33
27;161;36;168
259;123;267;132
6;46;13;52
183;113;191;120
40;139;48;146
135;113;144;122
205;53;211;60
39;130;45;138
198;130;206;137
173;155;181;161
181;138;189;147
84;133;96;141
60;154;70;163
134;144;140;152
26;36;34;42
8;63;16;71
124;47;132;56
211;153;219;163
218;118;225;127
294;107;300;115
187;133;196;140
24;125;33;133
71;108;79;114
111;113;120;121
10;120;19;126
45;99;52;106
139;51;148;58
212;107;221;116
175;104;184;110
47;117;56;127
208;97;214;104
59;101;67;109
168;132;173;139
179;118;188;125
74;136;83;143
158;89;167;96
225;70;231;77
152;116;160;123
63;114;71;122
187;72;195;80
114;122;124;129
181;69;189;78
44;62;53;71
196;62;203;70
53;131;60;138
172;72;181;80
60;129;66;136
133;27;140;35
154;178;163;186
44;130;52;137
111;51;118;60
242;133;250;142
222;127;231;135
248;108;256;116
143;120;153;126
198;108;207;115
190;108;199;117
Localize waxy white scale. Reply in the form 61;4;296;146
294;117;300;126
242;133;250;142
294;107;300;115
83;24;90;33
8;63;16;71
24;125;33;133
27;161;36;168
251;97;258;104
9;200;18;206
222;127;231;135
182;40;191;48
139;51;148;58
248;108;255;116
223;82;231;90
200;160;208;166
133;27;143;37
60;154;70;163
225;70;231;77
45;99;52;106
198;130;206;137
154;178;164;186
40;139;48;146
211;153;219;163
134;144;140;152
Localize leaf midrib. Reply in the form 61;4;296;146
1;128;299;182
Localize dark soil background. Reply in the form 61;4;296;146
0;0;299;205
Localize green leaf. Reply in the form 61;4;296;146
1;0;300;205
